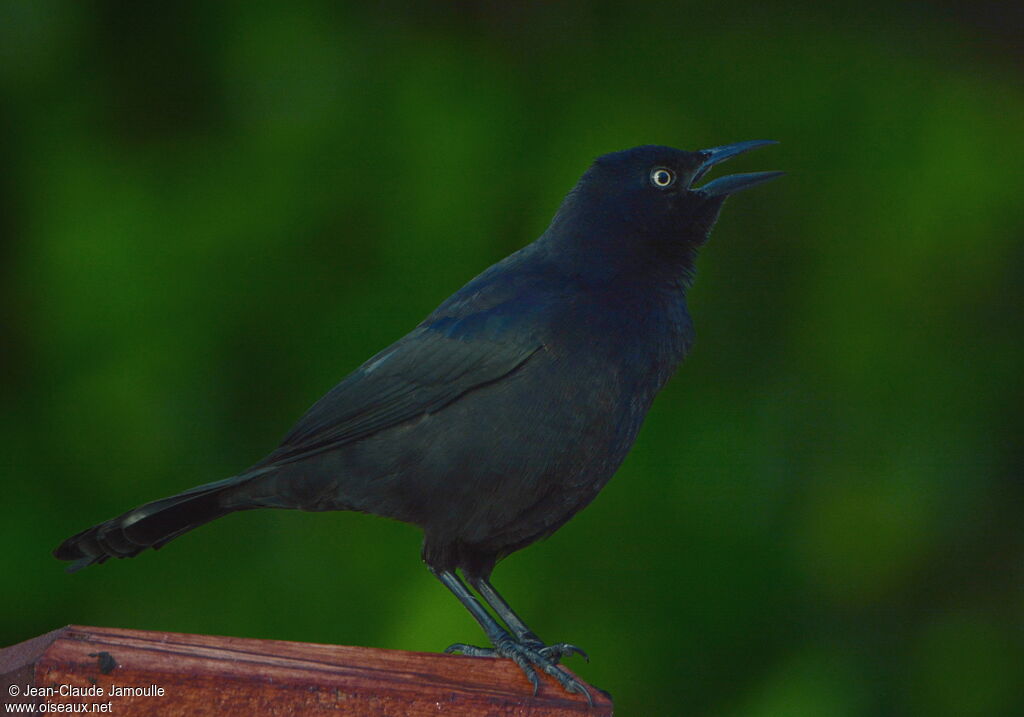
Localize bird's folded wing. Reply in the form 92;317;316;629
256;324;543;467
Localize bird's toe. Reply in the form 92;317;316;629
537;641;589;663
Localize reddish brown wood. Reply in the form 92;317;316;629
0;626;612;715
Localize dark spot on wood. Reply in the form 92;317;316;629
88;651;117;674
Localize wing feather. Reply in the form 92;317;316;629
257;325;542;467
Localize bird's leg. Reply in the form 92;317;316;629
430;567;592;704
466;574;588;664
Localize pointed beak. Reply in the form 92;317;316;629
690;140;783;197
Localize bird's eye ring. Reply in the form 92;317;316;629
650;167;675;188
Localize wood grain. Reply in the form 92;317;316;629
0;625;612;715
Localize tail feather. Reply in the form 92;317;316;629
54;475;247;573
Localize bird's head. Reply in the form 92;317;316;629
545;141;782;284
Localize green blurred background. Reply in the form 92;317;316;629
3;1;1023;714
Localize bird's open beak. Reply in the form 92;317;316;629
690;140;783;197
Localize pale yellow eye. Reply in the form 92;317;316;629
650;167;675;188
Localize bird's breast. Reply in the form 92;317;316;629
544;284;692;398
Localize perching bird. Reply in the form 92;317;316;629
55;141;781;702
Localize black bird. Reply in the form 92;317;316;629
55;141;781;701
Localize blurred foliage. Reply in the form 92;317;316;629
2;1;1023;714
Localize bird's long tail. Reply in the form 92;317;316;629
53;474;254;573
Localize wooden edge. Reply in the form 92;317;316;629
0;626;67;675
0;627;70;705
1;626;613;715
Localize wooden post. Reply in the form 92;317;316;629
1;626;612;715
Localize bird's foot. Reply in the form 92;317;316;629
445;637;592;704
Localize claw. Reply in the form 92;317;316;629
538;642;589;663
511;651;541;695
